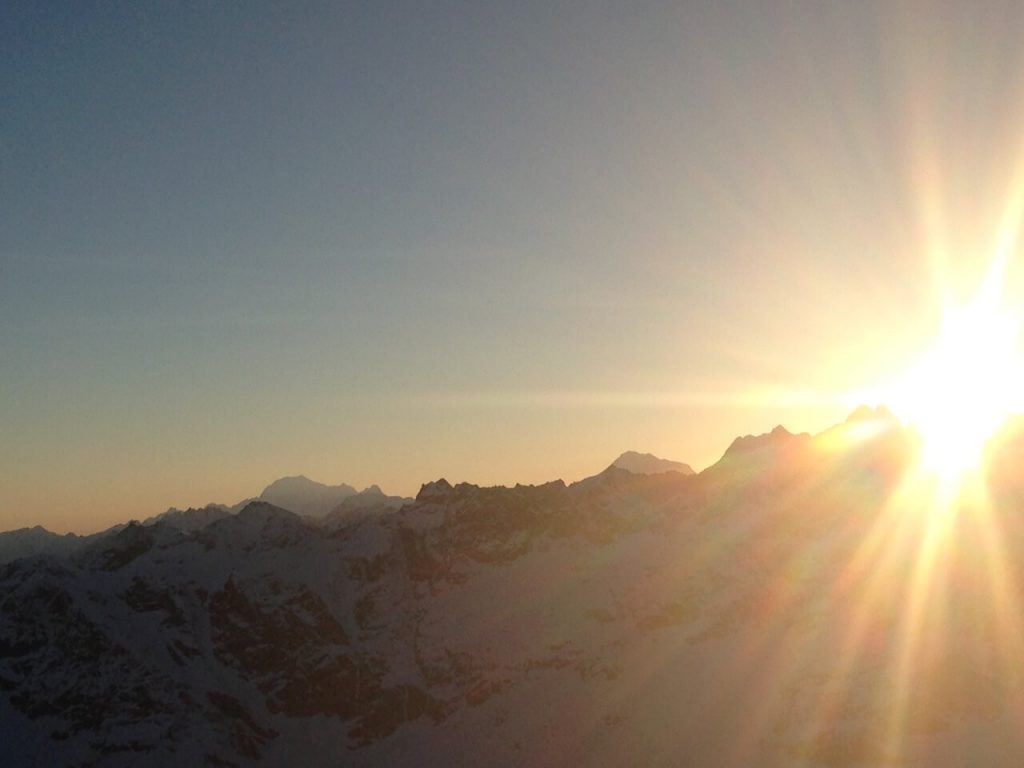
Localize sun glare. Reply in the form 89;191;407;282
882;284;1024;478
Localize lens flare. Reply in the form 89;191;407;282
879;280;1024;480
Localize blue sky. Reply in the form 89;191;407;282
4;1;1024;531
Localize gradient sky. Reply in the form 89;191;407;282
5;1;1024;533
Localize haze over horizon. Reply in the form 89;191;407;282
6;1;1024;533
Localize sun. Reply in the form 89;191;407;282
881;285;1024;478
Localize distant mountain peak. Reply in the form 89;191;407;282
610;451;694;476
258;476;358;518
845;404;899;425
260;474;356;495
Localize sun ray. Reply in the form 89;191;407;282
965;474;1024;689
881;468;960;761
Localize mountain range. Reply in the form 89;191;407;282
0;477;415;566
5;410;1024;766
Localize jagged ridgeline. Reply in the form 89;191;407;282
5;410;1024;766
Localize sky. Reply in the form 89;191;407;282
5;1;1024;533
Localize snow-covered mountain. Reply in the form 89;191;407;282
4;412;1024;766
609;450;694;476
257;475;359;518
0;477;408;566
